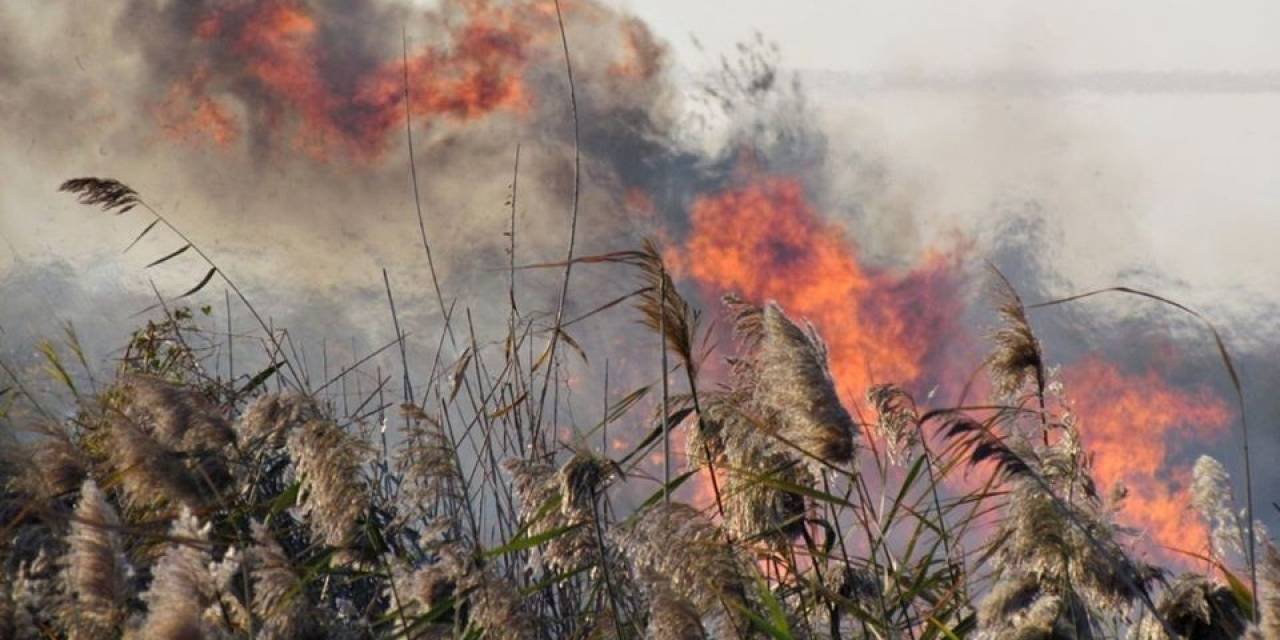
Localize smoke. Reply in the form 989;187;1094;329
2;0;1276;560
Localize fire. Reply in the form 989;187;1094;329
680;174;961;405
162;0;539;160
1063;357;1232;556
674;173;1232;562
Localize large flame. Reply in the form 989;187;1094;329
1062;357;1231;556
161;0;539;159
680;173;962;404
676;172;1233;561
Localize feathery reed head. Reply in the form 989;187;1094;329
753;302;857;465
1249;540;1280;640
614;502;748;628
1191;455;1245;561
504;456;598;573
59;178;141;215
559;450;620;515
645;583;709;640
61;480;132;639
135;507;241;639
988;267;1045;399
1132;573;1248;640
286;419;373;560
636;238;701;377
249;521;308;640
868;383;919;466
9;435;85;501
237;392;319;450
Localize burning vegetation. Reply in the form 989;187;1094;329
0;1;1269;639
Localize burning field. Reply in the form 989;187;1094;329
0;1;1274;639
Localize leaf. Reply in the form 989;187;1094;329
123;218;160;254
449;348;473;402
146;244;192;268
482;522;584;559
556;328;588;364
177;267;218;299
239;362;282;395
488;391;527;419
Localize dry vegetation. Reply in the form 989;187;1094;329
0;179;1273;640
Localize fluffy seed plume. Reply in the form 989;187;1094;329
135;507;241;639
559;450;620;516
645;584;708;640
61;480;132;639
988;268;1045;399
613;502;749;634
286;420;373;561
1131;573;1248;640
249;521;308;640
720;431;811;547
107;376;235;510
753;302;857;465
868;383;920;466
394;405;463;526
1191;455;1245;561
59;177;141;215
237;393;319;450
1247;541;1280;640
635;238;701;379
504;457;597;573
10;435;86;502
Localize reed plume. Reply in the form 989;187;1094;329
1191;455;1245;561
9;435;85;502
60;480;132;639
58;178;140;215
868;383;919;466
237;393;319;450
106;376;234;510
1130;573;1248;640
634;238;701;380
753;302;856;465
249;521;308;640
971;406;1157;637
1247;541;1280;640
134;507;243;639
394;404;463;527
988;268;1045;400
505;456;598;574
645;583;708;640
613;502;749;638
286;419;373;563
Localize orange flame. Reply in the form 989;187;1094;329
680;173;962;404
1062;357;1231;556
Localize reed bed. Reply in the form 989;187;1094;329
0;177;1270;640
